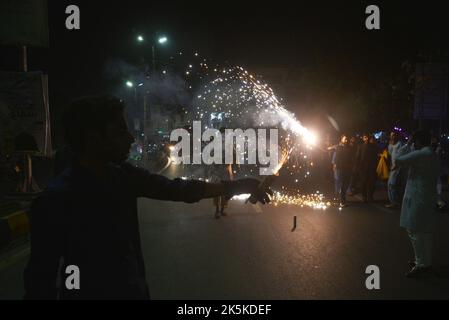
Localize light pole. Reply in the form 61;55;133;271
126;80;148;160
135;34;169;161
136;34;168;73
126;80;140;141
154;36;168;72
126;80;137;106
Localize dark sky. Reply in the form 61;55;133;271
1;0;448;136
2;1;448;95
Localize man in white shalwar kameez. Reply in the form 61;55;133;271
393;130;440;277
385;132;404;208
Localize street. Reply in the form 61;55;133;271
139;193;449;299
1;162;449;300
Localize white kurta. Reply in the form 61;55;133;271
396;146;440;232
387;141;403;184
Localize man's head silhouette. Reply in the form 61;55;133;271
63;95;135;163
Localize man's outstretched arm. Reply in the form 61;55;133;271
123;163;271;204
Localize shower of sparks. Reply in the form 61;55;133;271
166;53;331;208
191;66;317;149
271;191;330;210
231;191;330;210
186;65;319;179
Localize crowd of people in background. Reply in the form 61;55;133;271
325;132;384;207
324;129;447;277
324;129;447;210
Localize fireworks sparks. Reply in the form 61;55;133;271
231;190;330;210
271;191;330;210
187;65;318;180
167;53;331;207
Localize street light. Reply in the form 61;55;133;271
158;36;168;44
152;35;168;72
136;34;169;72
126;80;149;160
136;35;168;73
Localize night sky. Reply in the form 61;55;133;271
1;0;448;141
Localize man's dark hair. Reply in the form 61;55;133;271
411;129;431;147
63;95;126;154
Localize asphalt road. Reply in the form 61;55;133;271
140;194;449;299
1;163;449;300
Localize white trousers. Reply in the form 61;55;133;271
407;230;433;268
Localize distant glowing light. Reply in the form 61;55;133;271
126;81;133;88
158;36;168;44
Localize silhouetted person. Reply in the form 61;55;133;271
356;135;379;202
23;96;272;300
431;136;445;209
332;134;353;207
347;135;361;195
210;127;233;219
394;130;440;278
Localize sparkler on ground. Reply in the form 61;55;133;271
271;190;330;210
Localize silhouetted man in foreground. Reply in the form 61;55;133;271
24;96;272;300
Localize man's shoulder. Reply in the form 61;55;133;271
33;169;76;208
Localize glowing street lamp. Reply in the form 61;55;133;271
135;33;169;72
126;81;134;88
158;36;168;44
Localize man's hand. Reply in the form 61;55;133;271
223;178;273;204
